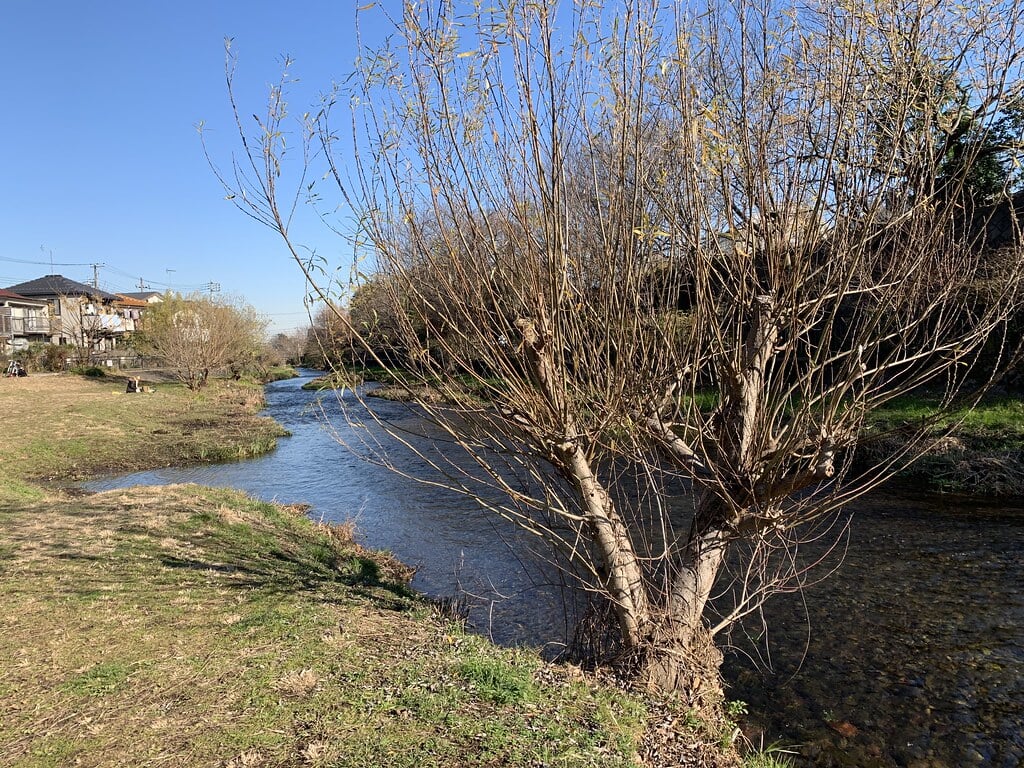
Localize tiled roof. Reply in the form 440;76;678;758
4;274;119;301
114;294;149;307
0;288;47;303
120;291;162;301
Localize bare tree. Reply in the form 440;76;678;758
53;293;115;366
67;301;104;367
138;293;267;390
301;303;353;369
269;330;308;366
215;0;1024;704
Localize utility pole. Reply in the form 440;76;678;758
137;277;147;292
90;263;102;290
165;269;176;290
204;282;221;294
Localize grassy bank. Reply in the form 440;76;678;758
0;485;653;767
862;394;1024;495
264;365;300;383
302;366;492;407
0;374;286;501
0;373;745;767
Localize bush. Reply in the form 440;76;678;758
14;343;71;373
42;344;71;372
72;366;107;378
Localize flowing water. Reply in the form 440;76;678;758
85;371;1024;767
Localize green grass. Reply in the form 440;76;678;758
263;365;300;382
0;485;653;766
867;393;1024;435
16;736;82;768
742;750;796;768
457;649;536;704
0;477;46;504
61;662;134;696
861;393;1024;494
0;375;285;490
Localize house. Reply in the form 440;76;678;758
4;274;128;354
0;289;51;354
114;294;151;332
119;290;163;304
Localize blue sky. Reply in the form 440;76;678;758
2;1;390;335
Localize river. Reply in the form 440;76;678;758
85;371;1024;767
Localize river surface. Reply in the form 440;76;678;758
85;371;1024;767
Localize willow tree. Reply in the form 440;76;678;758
218;0;1024;700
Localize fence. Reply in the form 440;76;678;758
84;354;147;370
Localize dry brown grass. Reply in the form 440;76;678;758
0;484;658;767
0;374;284;495
0;485;409;765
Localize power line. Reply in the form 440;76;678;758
87;263;207;291
2;255;305;321
0;255;94;267
4;253;217;293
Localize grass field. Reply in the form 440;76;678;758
0;374;285;500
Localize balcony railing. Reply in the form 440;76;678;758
19;317;52;334
0;316;52;335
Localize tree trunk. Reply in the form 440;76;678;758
559;441;733;700
643;621;726;707
644;494;731;701
559;442;651;649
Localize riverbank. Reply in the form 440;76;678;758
0;373;745;767
0;374;287;500
858;393;1024;495
302;367;489;407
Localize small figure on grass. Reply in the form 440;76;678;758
3;360;27;378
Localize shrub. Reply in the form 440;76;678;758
72;366;107;378
15;343;71;372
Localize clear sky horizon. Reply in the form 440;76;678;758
3;1;390;336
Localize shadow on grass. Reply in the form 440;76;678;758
155;501;418;610
158;546;416;612
0;494;417;614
